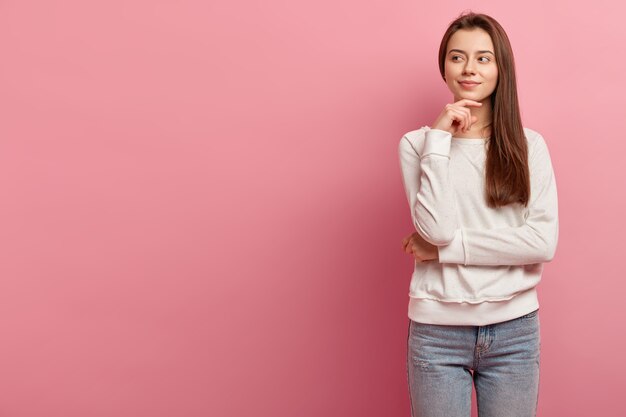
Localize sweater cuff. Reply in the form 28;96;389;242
437;228;467;264
423;129;452;157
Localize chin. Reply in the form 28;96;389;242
457;92;486;101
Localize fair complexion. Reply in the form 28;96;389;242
402;233;439;262
434;27;498;138
402;28;499;261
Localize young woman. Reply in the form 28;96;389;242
398;11;559;417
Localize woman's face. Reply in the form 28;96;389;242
444;28;498;103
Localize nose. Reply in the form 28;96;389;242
463;61;476;75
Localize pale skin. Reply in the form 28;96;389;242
402;27;499;262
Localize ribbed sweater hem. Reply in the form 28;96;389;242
408;287;539;326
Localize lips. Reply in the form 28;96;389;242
458;80;481;90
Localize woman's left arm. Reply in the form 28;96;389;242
436;133;559;266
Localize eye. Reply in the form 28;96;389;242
479;56;491;62
451;55;462;61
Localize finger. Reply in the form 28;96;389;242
450;107;473;132
448;108;468;132
454;106;474;132
411;243;421;258
446;105;467;132
455;98;483;107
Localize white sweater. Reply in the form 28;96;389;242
398;126;559;325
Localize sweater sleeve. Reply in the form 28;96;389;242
398;129;460;245
437;133;559;266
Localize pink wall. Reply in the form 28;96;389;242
0;1;623;416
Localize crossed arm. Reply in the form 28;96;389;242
398;128;559;266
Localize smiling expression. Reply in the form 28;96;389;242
444;28;499;103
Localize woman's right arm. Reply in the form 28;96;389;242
399;100;482;245
398;128;460;245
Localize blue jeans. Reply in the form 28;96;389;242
406;309;540;417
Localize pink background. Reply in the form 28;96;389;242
0;1;624;416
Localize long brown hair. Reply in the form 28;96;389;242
438;11;530;208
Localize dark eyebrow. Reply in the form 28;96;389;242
448;49;494;55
